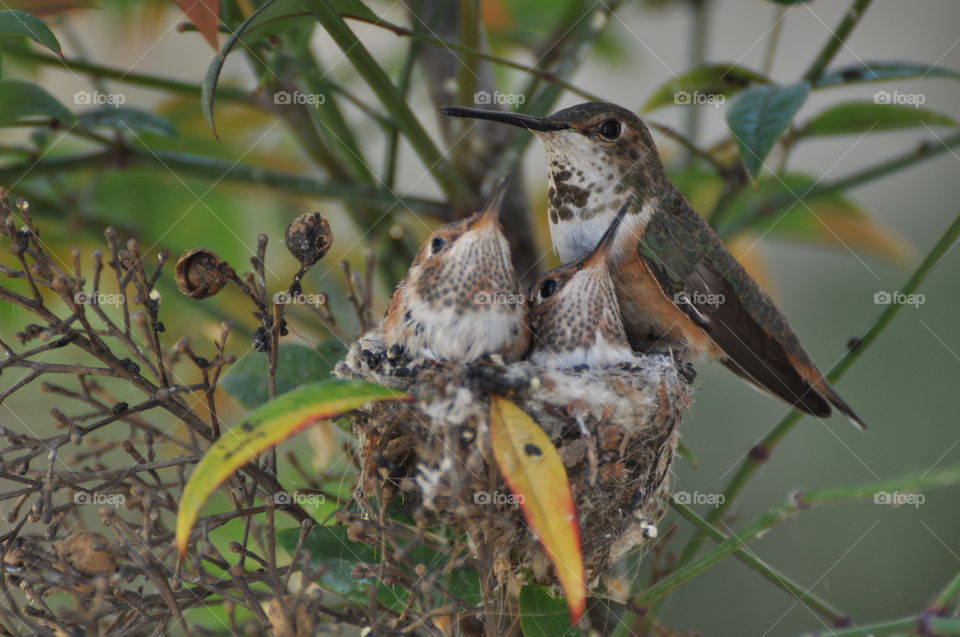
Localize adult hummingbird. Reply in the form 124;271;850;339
441;103;865;428
383;181;530;363
529;201;635;370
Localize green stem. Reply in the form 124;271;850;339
932;569;960;612
0;149;450;217
801;616;960;637
298;49;376;185
383;23;421;190
456;0;481;109
302;0;472;209
631;465;960;609
682;0;708;167
4;48;252;102
675;207;960;572
802;0;875;84
669;501;847;624
761;5;786;76
352;13;605;103
716;132;960;238
810;133;960;198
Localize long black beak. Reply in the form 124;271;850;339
440;106;569;132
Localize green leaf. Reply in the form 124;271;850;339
0;10;61;55
276;525;408;612
177;379;408;557
519;584;576;637
201;0;378;136
316;336;348;367
801;101;957;137
0;79;74;125
78;106;177;138
447;566;482;607
727;81;810;178
643;63;770;112
221;343;337;409
816;60;960;88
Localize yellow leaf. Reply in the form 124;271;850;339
176;379;409;558
488;395;586;625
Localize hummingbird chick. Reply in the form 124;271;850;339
529;202;634;370
383;182;530;363
443;103;866;429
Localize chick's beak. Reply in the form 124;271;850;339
471;179;510;232
583;200;631;269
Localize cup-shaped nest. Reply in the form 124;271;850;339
335;330;690;590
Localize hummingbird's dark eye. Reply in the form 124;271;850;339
598;119;621;140
538;278;558;299
430;236;446;254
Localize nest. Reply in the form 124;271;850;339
336;330;692;592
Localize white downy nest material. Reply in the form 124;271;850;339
335;329;692;588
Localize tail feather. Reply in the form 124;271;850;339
814;377;867;430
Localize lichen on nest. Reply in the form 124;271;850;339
335;329;692;590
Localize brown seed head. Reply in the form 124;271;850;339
175;248;233;299
284;212;332;267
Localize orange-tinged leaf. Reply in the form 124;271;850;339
481;0;511;29
817;211;913;266
176;379;409;558
175;0;220;50
488;395;585;625
727;234;776;300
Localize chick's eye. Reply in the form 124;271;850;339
538;278;558;299
430;237;446;254
598;119;621;140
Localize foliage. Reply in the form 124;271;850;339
0;1;959;635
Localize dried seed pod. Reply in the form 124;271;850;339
284;212;332;267
55;531;117;575
175;248;233;299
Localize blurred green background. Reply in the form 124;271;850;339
1;0;959;634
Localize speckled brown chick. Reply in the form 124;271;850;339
383;183;530;363
529;202;634;369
